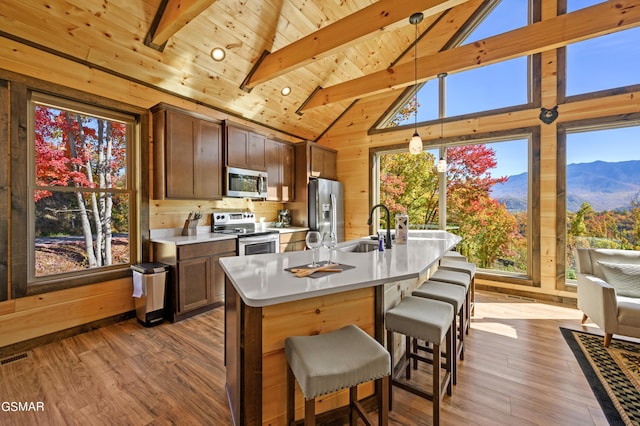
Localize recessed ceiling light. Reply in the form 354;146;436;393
281;86;291;96
210;47;226;61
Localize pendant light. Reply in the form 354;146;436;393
436;72;447;173
408;12;424;155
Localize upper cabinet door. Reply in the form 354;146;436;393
281;143;295;201
165;111;195;198
226;125;249;168
226;124;266;171
265;139;296;202
195;120;222;199
248;133;266;171
265;139;281;201
310;145;337;180
152;104;223;200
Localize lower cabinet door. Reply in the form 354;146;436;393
178;256;212;313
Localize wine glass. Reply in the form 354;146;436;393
322;232;338;264
305;231;322;267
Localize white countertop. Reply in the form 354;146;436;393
151;227;237;246
219;231;461;307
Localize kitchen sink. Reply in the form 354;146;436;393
336;240;379;253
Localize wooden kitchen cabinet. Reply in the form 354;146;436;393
265;138;295;201
310;144;337;180
152;239;236;322
279;230;307;252
152;104;223;200
225;123;266;170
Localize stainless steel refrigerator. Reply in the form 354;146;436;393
308;178;344;242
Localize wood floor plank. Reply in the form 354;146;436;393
0;291;629;425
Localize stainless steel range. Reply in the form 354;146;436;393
211;212;279;256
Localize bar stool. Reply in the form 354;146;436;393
385;296;454;425
412;280;467;384
442;250;466;260
429;269;472;334
285;324;391;426
439;259;476;316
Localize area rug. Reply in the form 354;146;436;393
560;328;640;425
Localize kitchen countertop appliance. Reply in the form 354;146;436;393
277;209;291;227
211;212;279;256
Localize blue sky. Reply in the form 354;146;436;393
412;0;640;177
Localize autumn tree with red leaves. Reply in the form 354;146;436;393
34;105;127;271
444;145;520;268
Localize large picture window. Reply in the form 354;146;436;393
29;94;135;283
375;136;530;277
564;124;640;282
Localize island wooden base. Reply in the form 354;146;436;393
225;278;384;425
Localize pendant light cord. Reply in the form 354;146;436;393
414;22;418;132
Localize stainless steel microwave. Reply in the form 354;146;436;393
226;167;268;198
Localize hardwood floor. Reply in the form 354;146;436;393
0;291;621;425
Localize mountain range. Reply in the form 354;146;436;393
490;160;640;212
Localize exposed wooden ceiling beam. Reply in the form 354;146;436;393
300;0;640;112
243;0;470;89
150;0;217;46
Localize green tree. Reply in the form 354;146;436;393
380;152;439;225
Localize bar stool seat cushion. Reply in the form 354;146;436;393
443;250;465;258
385;296;454;344
430;270;470;290
439;259;476;277
285;324;390;399
413;281;466;312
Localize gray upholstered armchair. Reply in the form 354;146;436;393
575;248;640;346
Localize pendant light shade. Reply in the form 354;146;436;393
409;12;424;155
437;158;447;173
409;132;423;154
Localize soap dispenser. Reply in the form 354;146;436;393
378;232;385;252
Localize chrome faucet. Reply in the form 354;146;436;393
367;204;392;249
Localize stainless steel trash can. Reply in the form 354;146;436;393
130;262;169;327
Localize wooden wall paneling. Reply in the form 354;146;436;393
0;278;134;348
530;126;542;288
149;199;284;230
0;79;8;301
539;44;560;293
10;81;28;299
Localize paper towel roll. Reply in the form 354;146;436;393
395;214;408;245
132;272;144;298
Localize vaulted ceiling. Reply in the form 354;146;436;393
1;0;638;141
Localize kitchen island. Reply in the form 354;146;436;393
220;231;461;425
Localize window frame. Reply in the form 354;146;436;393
6;73;148;298
370;126;540;287
556;113;640;292
28;92;137;287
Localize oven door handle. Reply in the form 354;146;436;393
240;235;279;244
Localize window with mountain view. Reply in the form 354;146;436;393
30;94;134;281
565;125;640;281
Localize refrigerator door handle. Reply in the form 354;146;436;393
330;193;337;236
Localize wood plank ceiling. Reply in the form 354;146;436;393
0;0;491;140
0;0;638;141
